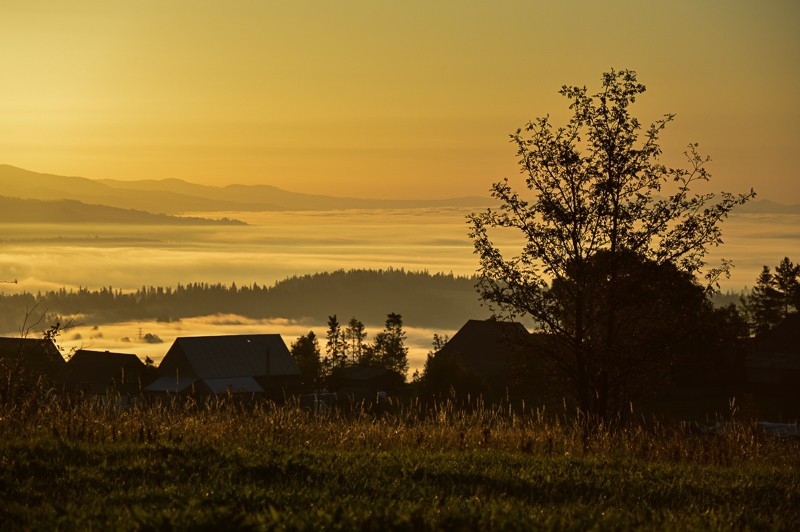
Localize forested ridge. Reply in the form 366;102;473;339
0;269;489;333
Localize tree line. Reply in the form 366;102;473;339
0;269;486;333
289;313;410;390
742;257;800;335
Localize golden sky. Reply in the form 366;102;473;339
2;1;798;201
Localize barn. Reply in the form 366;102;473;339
145;334;301;399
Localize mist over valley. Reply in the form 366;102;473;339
1;165;798;372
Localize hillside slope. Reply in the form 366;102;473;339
0;196;244;225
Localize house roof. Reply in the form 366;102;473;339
435;319;530;377
59;350;145;393
163;334;300;379
0;336;65;377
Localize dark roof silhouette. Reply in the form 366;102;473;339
0;337;64;379
157;334;300;379
58;350;146;394
146;334;300;394
435;319;530;379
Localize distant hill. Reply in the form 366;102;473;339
0;196;245;225
0;165;493;214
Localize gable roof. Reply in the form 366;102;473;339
158;334;300;380
436;319;530;377
59;350;146;394
0;337;65;378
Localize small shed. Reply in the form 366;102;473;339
145;334;301;399
58;350;147;395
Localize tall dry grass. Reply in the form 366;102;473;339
2;391;797;470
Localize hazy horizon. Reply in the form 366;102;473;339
2;2;798;202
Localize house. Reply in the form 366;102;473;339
57;350;148;395
0;336;65;402
145;334;301;399
422;319;531;402
0;336;65;382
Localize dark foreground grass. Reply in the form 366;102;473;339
1;399;798;530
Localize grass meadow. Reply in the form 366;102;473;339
1;396;798;530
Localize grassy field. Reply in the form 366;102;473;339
1;398;798;530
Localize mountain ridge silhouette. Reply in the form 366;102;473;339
3;164;796;215
0;195;245;225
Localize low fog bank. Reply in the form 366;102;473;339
1;210;797;298
57;314;451;374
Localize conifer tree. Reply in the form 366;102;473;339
371;312;409;377
773;257;800;316
746;258;799;335
323;315;347;375
291;331;322;391
344;317;367;365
